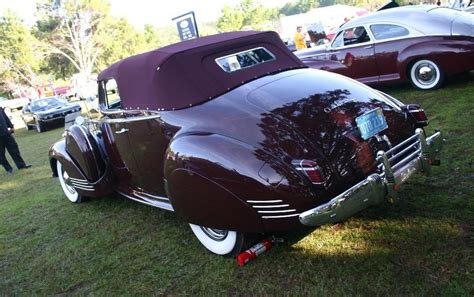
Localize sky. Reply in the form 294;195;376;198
0;0;290;27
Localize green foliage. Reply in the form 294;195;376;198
97;18;146;69
280;0;320;16
34;0;181;77
0;10;41;92
216;0;278;32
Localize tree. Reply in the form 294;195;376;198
0;10;41;95
280;0;320;16
217;0;277;32
96;18;148;69
35;0;111;80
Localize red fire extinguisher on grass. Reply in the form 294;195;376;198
236;239;273;267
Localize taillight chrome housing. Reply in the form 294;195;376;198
402;104;428;127
292;159;328;185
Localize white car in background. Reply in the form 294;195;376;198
0;97;30;113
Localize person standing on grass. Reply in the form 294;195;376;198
294;26;307;51
0;107;31;175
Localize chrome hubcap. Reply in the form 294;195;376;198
416;64;436;85
200;227;228;241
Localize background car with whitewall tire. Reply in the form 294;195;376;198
21;96;81;133
295;5;474;90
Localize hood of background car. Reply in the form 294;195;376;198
34;103;80;116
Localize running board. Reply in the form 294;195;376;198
117;191;174;212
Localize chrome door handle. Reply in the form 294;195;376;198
364;45;373;49
115;128;129;134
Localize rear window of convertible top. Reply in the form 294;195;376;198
215;47;275;73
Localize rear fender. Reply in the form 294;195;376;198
164;133;317;233
164;134;269;233
398;37;474;80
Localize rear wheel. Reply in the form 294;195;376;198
57;161;84;203
189;224;246;257
409;59;444;90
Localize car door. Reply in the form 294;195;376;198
369;23;412;83
99;79;167;197
326;25;379;84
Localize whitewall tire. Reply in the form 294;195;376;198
409;59;444;90
57;161;83;203
189;223;244;256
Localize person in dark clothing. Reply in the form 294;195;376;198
0;107;31;174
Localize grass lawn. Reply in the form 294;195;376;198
1;74;473;295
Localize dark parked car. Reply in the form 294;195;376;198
295;6;474;90
49;31;443;257
22;96;81;132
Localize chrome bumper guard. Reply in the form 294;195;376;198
299;129;444;226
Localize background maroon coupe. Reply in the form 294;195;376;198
296;6;474;90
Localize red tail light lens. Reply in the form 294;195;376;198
403;104;428;126
292;160;326;184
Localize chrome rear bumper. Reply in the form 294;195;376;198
299;129;444;226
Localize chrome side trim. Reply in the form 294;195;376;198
262;213;300;219
118;191;174;212
105;114;161;123
246;199;283;203
72;185;94;191
257;209;296;214
252;204;290;209
134;191;170;202
68;177;94;191
70;182;93;188
69;177;89;184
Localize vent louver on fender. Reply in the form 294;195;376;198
246;199;300;219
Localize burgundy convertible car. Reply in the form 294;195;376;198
49;31;444;256
296;6;474;90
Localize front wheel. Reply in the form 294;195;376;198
57;161;84;203
189;224;246;257
36;120;45;133
23;118;32;131
409;59;444;90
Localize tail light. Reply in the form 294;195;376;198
403;104;428;126
292;159;327;185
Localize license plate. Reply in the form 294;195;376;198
356;108;388;140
